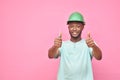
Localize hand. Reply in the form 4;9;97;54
86;32;95;48
54;33;62;48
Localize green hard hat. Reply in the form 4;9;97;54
67;12;85;24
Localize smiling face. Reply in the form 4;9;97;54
68;22;84;42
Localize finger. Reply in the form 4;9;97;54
86;38;93;43
54;38;62;43
55;38;62;42
87;42;95;47
54;41;62;47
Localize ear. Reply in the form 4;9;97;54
82;25;84;30
68;25;70;29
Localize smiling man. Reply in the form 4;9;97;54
48;12;102;80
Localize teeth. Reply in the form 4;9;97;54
73;32;77;34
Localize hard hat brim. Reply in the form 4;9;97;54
67;21;85;25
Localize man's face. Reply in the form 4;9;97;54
68;22;84;38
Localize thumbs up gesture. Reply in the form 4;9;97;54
54;33;62;48
86;32;95;48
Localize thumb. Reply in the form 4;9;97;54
87;32;91;38
58;32;62;39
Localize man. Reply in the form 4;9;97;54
48;12;102;80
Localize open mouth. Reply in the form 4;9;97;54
72;32;79;37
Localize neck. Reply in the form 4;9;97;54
70;37;82;43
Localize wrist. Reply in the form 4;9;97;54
52;45;59;49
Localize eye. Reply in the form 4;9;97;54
78;25;80;27
77;24;83;28
69;25;74;28
76;25;80;28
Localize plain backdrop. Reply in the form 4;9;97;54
0;0;120;80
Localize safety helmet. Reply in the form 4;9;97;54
67;12;85;25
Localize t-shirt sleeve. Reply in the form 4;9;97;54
89;41;98;59
58;46;62;56
58;41;65;57
54;42;63;58
89;47;93;59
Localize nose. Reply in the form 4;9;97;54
73;26;77;30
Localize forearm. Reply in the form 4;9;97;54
48;46;59;58
92;45;102;60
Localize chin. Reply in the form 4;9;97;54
72;35;80;38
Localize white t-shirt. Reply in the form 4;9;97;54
57;39;93;80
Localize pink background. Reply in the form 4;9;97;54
0;0;120;80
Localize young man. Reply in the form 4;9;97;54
48;12;102;80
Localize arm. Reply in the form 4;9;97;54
92;44;102;60
48;33;62;59
48;46;60;58
86;33;102;60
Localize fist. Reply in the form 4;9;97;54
86;32;95;47
54;33;62;48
